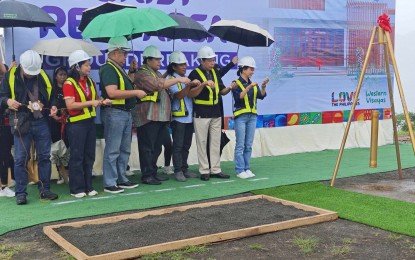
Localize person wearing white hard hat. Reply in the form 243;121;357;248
99;36;146;194
132;45;192;185
231;56;268;179
0;50;59;204
188;46;236;181
166;51;201;182
63;50;111;198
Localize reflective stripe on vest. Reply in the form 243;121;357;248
66;77;97;123
139;67;159;102
170;75;187;117
233;79;257;117
194;68;219;105
106;62;125;105
9;67;52;101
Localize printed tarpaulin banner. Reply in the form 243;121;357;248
3;0;396;128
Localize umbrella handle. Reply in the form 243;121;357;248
12;28;15;61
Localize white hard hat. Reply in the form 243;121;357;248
20;50;42;75
68;50;91;67
108;36;131;52
197;46;216;59
169;51;187;64
143;45;162;59
238;56;256;68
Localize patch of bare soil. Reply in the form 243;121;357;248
2;168;415;260
55;199;317;256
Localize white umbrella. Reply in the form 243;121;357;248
31;37;102;57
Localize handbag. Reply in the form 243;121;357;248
9;111;31;136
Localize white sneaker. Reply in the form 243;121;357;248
236;171;251;179
71;192;87;198
8;179;16;188
57;177;65;185
245;169;255;177
125;170;135;176
87;190;98;196
163;166;174;175
0;187;15;197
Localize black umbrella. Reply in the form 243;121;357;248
78;2;139;43
0;0;56;60
146;13;211;50
208;20;274;53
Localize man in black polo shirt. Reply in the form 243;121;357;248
188;46;236;181
99;36;146;193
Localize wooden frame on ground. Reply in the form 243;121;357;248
43;195;338;260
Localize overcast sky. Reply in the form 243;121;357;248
394;1;415;113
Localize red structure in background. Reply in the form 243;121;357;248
269;0;325;10
347;0;394;75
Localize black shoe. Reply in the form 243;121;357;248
16;194;27;205
40;190;59;200
183;171;198;178
117;181;139;189
200;174;210;181
142;177;161;185
154;175;169;181
210;172;230;179
104;186;124;194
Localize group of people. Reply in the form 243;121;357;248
0;35;269;205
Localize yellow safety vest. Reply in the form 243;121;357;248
170;75;187;117
106;61;125;105
139;67;159;102
66;77;97;123
233;79;258;117
194;68;219;105
9;67;52;101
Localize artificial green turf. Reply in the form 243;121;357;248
253;182;415;237
1;144;414;235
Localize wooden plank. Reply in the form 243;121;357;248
43;226;90;260
43;195;338;260
261;195;337;214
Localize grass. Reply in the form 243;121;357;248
141;245;208;260
292;236;319;254
388;234;403;241
331;245;351;256
0;244;23;260
249;243;268;251
253;182;415;237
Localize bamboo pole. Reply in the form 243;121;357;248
330;26;377;187
381;28;403;178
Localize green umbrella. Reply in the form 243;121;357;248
81;7;178;40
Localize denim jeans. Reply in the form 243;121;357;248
102;108;131;187
67;118;96;194
136;121;167;179
234;113;257;174
171;121;193;173
14;118;52;195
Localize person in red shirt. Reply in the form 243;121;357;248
63;50;111;198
